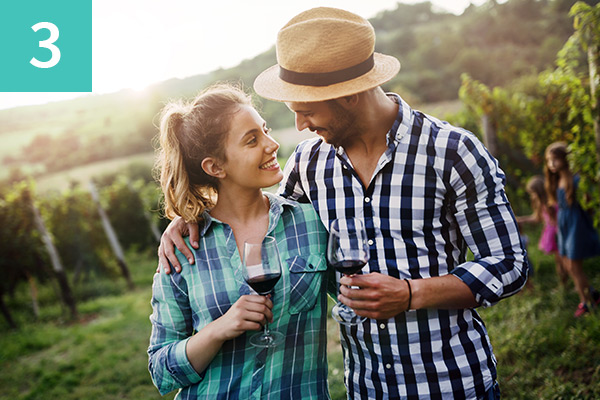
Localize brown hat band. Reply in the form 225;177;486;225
279;53;374;87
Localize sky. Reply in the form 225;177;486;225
0;0;493;111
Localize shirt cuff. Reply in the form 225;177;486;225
451;261;504;308
168;337;205;388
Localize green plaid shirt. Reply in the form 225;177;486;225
148;193;331;399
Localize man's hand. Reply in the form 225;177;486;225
338;273;409;320
339;273;479;318
157;216;200;274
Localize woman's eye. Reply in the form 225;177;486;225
248;136;257;145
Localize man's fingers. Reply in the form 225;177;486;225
339;274;372;287
162;244;181;274
171;235;194;266
157;245;174;274
189;223;200;249
338;284;374;300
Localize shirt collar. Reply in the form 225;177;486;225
197;192;298;236
386;92;413;144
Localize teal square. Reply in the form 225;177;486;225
0;0;92;92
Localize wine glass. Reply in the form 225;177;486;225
242;236;285;348
328;218;369;326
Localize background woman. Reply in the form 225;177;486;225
545;141;600;317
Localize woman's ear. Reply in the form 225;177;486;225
201;157;225;179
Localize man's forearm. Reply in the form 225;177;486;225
410;275;479;310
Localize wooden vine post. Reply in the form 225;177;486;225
29;195;78;319
88;181;135;289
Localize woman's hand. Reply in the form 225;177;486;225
213;295;274;341
185;295;274;373
157;216;200;274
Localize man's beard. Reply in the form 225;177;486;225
310;101;360;148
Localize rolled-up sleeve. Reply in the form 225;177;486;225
148;269;204;395
448;133;528;307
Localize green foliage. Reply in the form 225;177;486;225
0;167;164;324
0;181;50;296
40;185;115;283
458;2;600;221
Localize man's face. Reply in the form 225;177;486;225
286;100;359;148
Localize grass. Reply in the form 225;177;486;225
1;226;599;399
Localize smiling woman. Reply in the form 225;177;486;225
149;83;331;399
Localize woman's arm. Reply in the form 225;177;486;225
148;269;273;395
184;295;273;373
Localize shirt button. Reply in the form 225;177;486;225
343;165;348;170
379;323;386;329
364;197;371;203
368;239;374;246
385;363;392;370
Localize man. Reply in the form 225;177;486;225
159;7;527;399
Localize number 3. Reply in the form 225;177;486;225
30;22;61;69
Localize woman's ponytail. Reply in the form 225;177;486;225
155;83;252;223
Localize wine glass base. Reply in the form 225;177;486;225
249;330;285;348
332;303;366;326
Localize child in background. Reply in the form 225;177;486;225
545;142;600;317
517;175;567;287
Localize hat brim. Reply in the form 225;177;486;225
253;53;400;103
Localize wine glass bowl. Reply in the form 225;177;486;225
242;236;285;348
328;218;369;326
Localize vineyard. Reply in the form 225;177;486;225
0;167;167;329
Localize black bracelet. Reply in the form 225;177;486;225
404;279;412;311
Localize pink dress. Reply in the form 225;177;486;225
538;205;558;254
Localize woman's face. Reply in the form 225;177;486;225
546;152;565;174
219;105;282;190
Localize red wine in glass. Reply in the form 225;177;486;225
328;218;369;326
330;260;367;276
246;273;281;295
242;236;285;348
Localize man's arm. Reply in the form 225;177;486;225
339;131;527;319
338;273;477;320
157;216;200;274
447;132;528;307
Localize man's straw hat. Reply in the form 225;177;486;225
254;7;400;103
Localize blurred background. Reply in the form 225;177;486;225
1;1;600;399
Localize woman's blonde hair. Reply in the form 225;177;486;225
156;83;252;222
544;141;573;206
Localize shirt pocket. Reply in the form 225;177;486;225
287;253;327;314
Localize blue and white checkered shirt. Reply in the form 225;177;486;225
278;94;528;400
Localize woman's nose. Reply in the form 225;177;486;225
265;135;279;152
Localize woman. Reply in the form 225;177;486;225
545;141;600;317
148;84;330;398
